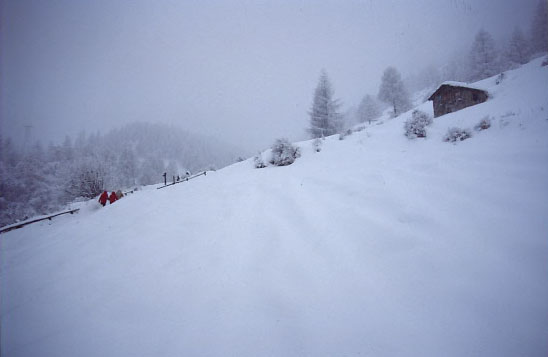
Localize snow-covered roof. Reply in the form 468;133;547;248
428;81;488;100
439;81;487;91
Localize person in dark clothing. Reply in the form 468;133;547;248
109;191;118;204
99;191;108;206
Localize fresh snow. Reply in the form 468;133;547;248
2;57;548;356
429;80;488;95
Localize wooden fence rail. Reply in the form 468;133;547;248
0;209;80;234
157;171;207;190
1;171;208;234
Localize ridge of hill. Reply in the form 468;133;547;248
2;57;548;356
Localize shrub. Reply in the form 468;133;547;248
404;109;433;139
474;117;491;131
313;138;323;152
444;127;472;142
338;128;353;140
269;138;301;166
254;155;267;169
495;73;505;85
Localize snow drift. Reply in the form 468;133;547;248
2;57;548;356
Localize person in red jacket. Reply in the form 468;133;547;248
98;191;108;206
109;191;118;204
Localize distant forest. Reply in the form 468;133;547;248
0;122;245;226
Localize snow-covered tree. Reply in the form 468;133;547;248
117;148;137;187
530;0;548;55
406;64;443;93
377;66;411;117
505;27;530;68
67;159;105;199
308;70;343;138
61;135;74;162
468;29;499;81
441;56;469;83
357;94;381;124
138;155;165;185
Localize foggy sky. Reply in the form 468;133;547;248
0;0;539;152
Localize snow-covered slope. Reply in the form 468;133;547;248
2;58;548;357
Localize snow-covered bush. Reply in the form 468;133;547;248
313;138;323;152
404;110;433;139
269;138;301;166
495;73;505;85
338;129;353;140
474;117;491;131
444;127;472;142
67;163;105;199
254;155;267;169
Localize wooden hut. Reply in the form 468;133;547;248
428;82;488;118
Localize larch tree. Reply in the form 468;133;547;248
468;29;499;81
377;66;411;117
357;94;381;124
308;70;343;138
506;27;530;67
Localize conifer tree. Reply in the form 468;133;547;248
308;70;342;138
506;27;530;67
468;29;499;81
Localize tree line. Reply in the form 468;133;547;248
0;122;242;226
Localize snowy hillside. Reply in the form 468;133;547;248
2;58;548;356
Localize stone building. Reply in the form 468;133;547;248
428;82;488;118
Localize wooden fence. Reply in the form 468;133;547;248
0;209;80;234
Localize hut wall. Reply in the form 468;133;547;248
432;86;488;118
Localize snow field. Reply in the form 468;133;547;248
2;57;548;356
